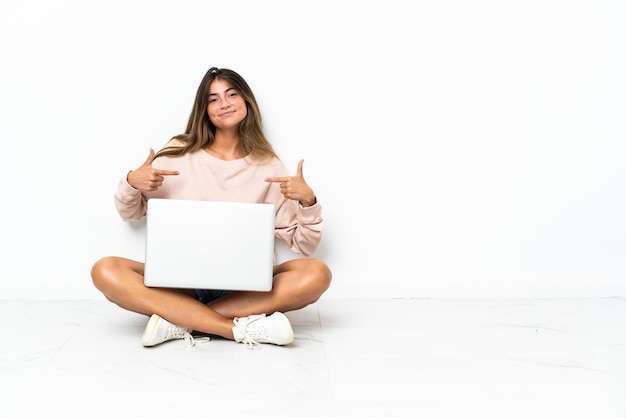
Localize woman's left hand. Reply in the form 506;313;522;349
265;159;317;207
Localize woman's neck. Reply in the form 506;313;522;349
204;133;246;160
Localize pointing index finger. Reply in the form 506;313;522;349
154;169;179;176
265;176;288;183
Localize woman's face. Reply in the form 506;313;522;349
207;79;247;130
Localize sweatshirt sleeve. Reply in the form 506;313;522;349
113;175;148;221
274;197;324;257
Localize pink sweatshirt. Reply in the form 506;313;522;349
114;142;323;256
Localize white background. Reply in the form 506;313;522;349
0;0;624;299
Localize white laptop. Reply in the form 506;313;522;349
143;198;275;291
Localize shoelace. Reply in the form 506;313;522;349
183;332;196;347
164;324;210;348
234;315;264;349
183;333;211;348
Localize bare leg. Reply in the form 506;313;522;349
209;258;332;318
91;256;332;339
91;256;236;339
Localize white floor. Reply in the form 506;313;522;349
1;297;626;418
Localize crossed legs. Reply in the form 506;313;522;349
90;256;332;340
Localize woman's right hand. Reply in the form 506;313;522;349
127;148;179;191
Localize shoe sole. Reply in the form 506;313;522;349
141;314;161;347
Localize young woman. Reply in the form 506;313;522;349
91;67;332;348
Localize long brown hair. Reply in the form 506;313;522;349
155;67;278;160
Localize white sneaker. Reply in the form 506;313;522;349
141;314;200;347
232;312;294;349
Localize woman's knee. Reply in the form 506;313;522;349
91;256;115;289
312;259;332;289
270;259;331;310
90;256;134;294
295;258;332;296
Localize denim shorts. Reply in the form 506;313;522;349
193;289;234;305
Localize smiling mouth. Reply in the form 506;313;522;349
220;111;235;117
